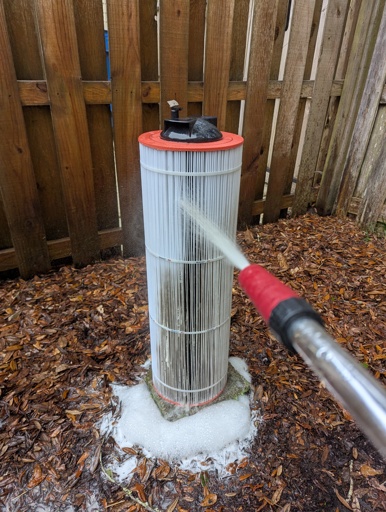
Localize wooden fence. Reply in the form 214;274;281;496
0;0;385;278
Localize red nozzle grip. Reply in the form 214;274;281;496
238;264;299;324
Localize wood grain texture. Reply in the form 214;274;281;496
159;0;190;121
203;0;235;130
316;0;384;215
312;0;362;187
238;0;280;226
293;0;350;216
187;0;206;117
335;6;386;218
284;0;323;204
107;0;144;257
0;1;51;277
35;0;100;266
139;0;159;130
74;0;119;232
263;0;316;224
226;0;249;134
357;107;386;229
17;78;351;106
252;0;289;220
4;0;67;242
0;227;124;273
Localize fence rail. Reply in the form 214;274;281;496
0;0;385;278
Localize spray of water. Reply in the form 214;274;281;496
180;199;250;271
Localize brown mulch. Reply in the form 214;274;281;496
0;213;385;512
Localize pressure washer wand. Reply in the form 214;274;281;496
239;265;386;460
180;200;386;459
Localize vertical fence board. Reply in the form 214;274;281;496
357;106;386;229
187;0;206;117
354;105;385;199
0;196;11;250
252;0;288;220
283;0;323;205
23;108;68;240
107;0;144;257
203;0;235;130
263;0;316;224
238;0;280;226
0;1;50;277
316;0;384;215
335;7;386;217
4;0;67;242
225;0;250;134
140;0;159;131
313;0;361;187
35;0;99;266
293;0;350;216
74;0;119;232
159;0;190;121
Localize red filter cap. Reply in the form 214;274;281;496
238;264;299;323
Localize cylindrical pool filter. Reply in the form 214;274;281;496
139;109;243;408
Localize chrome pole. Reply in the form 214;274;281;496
288;317;386;459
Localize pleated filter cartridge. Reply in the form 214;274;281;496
139;106;249;418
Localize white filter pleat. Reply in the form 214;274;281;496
140;144;242;406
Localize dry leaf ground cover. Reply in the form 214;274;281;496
0;214;385;511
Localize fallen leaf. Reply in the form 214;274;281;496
131;483;146;503
27;464;45;489
201;494;217;507
360;464;383;477
166;497;179;512
334;488;353;510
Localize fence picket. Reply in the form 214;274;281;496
0;1;51;277
73;0;119;233
238;0;280;226
107;0;144;257
263;0;316;224
293;0;350;216
159;0;190;121
35;0;100;266
140;0;159;131
313;0;361;188
283;0;323;209
357;107;386;229
203;0;235;130
226;0;250;135
187;0;206;117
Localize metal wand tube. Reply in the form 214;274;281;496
288;317;386;459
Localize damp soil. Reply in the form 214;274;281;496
0;214;385;511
